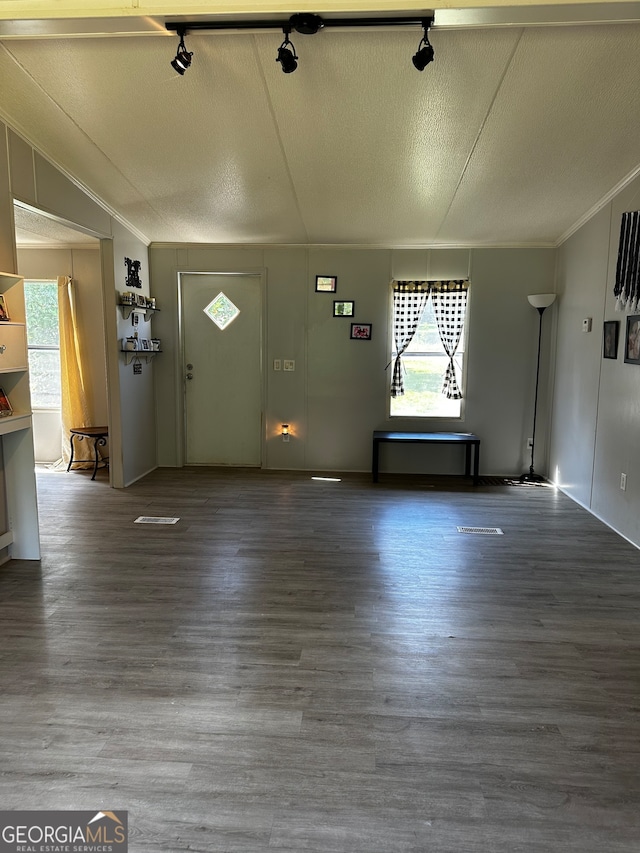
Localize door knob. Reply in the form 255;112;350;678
186;373;193;380
186;363;193;370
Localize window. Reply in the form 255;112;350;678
204;291;240;330
390;280;468;418
24;280;61;409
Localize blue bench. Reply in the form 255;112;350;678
372;431;481;485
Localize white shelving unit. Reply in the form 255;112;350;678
0;271;40;562
118;299;161;367
120;350;161;366
118;303;160;322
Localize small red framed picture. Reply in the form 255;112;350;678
350;323;372;340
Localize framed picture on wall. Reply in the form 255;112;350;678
333;300;354;317
350;323;372;340
603;320;619;359
0;294;9;321
624;315;640;364
0;387;12;416
315;275;337;293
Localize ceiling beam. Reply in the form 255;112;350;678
1;1;640;37
1;0;640;21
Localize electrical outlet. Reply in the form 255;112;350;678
273;359;281;371
621;473;627;491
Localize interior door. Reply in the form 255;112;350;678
182;273;263;466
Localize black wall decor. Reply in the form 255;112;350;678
614;211;640;310
125;257;142;288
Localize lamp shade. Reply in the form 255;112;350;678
527;293;556;309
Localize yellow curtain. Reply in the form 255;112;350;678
57;276;93;466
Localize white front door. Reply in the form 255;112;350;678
182;273;263;466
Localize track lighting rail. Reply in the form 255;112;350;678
165;15;434;35
168;14;435;76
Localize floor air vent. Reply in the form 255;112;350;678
134;516;180;525
457;526;503;535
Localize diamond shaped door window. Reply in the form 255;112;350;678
204;292;240;330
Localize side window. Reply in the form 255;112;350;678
24;280;61;409
389;281;468;418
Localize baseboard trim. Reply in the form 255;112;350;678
555;484;640;552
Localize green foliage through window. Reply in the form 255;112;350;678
24;280;61;409
390;355;464;417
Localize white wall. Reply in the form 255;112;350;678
111;219;155;486
150;244;557;477
551;173;640;548
30;411;61;464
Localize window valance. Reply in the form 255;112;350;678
393;279;469;293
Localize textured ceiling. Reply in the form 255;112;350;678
14;204;99;247
2;10;640;247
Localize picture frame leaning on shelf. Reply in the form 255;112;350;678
0;387;13;416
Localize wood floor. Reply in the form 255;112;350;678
1;466;639;852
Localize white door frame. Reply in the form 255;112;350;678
176;270;267;468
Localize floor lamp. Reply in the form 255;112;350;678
521;293;556;482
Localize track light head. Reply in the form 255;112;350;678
171;48;192;75
412;19;434;71
171;30;193;75
276;29;298;73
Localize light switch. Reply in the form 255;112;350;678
582;318;592;332
273;359;281;371
283;360;295;371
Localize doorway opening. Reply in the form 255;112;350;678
13;203;107;473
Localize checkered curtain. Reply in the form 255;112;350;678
391;282;430;397
430;281;469;400
614;211;640;311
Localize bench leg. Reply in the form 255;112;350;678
91;438;100;480
473;444;480;486
92;437;109;480
372;439;380;483
67;434;76;472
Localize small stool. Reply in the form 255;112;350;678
67;427;109;481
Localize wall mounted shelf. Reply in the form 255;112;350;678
0;413;32;437
118;303;160;321
120;350;162;366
